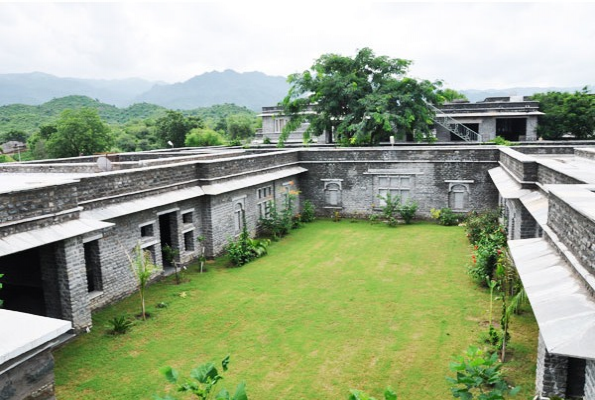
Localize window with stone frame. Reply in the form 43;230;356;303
183;230;195;252
140;222;154;237
233;201;245;233
83;240;102;293
377;175;412;205
274;118;287;133
257;185;274;218
182;210;193;224
449;184;469;210
324;181;342;206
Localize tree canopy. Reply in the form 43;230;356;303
45;108;113;158
281;47;441;146
155;110;203;147
532;87;595;140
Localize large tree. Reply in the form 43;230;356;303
155;111;202;148
533;87;595;140
281;47;441;146
45;108;112;158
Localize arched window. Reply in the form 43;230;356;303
449;184;469;210
324;182;342;206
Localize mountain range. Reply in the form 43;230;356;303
0;70;590;111
0;70;289;111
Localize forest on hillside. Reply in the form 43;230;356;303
0;95;259;161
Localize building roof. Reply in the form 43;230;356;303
509;237;595;360
0;218;113;257
0;309;71;366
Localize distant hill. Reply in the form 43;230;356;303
0;72;155;107
0;70;289;111
0;95;255;136
460;86;593;103
134;70;289;111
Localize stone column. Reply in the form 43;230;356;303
535;333;568;398
53;237;92;331
526;116;538;141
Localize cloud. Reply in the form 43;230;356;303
0;2;593;89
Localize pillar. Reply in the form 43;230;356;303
535;333;568;398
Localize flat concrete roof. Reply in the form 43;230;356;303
0;310;71;365
1;172;92;193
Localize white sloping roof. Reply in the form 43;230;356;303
81;186;205;221
201;167;308;195
488;167;530;199
509;238;595;360
0;219;113;257
0;309;71;366
519;190;549;226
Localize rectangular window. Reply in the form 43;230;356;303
140;223;154;237
377;175;412;205
257;185;274;218
184;231;195;252
83;240;102;293
258;199;273;218
274;118;287;132
257;186;273;199
182;211;193;224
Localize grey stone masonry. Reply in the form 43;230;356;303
53;237;92;331
547;187;595;281
535;334;568;398
299;147;499;217
586;360;595;400
0;183;80;237
0;349;57;400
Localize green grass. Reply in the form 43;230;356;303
54;220;537;399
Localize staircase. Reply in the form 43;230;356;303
427;103;483;142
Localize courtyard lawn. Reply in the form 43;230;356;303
54;220;537;399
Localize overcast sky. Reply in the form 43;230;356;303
0;2;593;90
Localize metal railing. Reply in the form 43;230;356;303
427;102;483;142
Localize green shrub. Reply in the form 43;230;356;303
227;213;270;267
431;208;460;226
156;355;248;400
465;210;501;245
107;315;133;335
301;200;316;223
398;201;418;225
348;387;397;400
447;346;519;399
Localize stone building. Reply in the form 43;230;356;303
1;143;595;398
435;96;543;142
258;97;543;144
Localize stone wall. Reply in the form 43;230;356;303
196;150;299;180
0;349;56;400
547;190;595;278
498;148;538;184
0;184;79;236
299;148;499;217
76;163;198;208
535;334;568;398
537;164;584;185
206;176;301;256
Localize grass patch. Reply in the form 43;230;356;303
54;220;537;399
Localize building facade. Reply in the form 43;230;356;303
1;143;594;398
258;97;543;144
